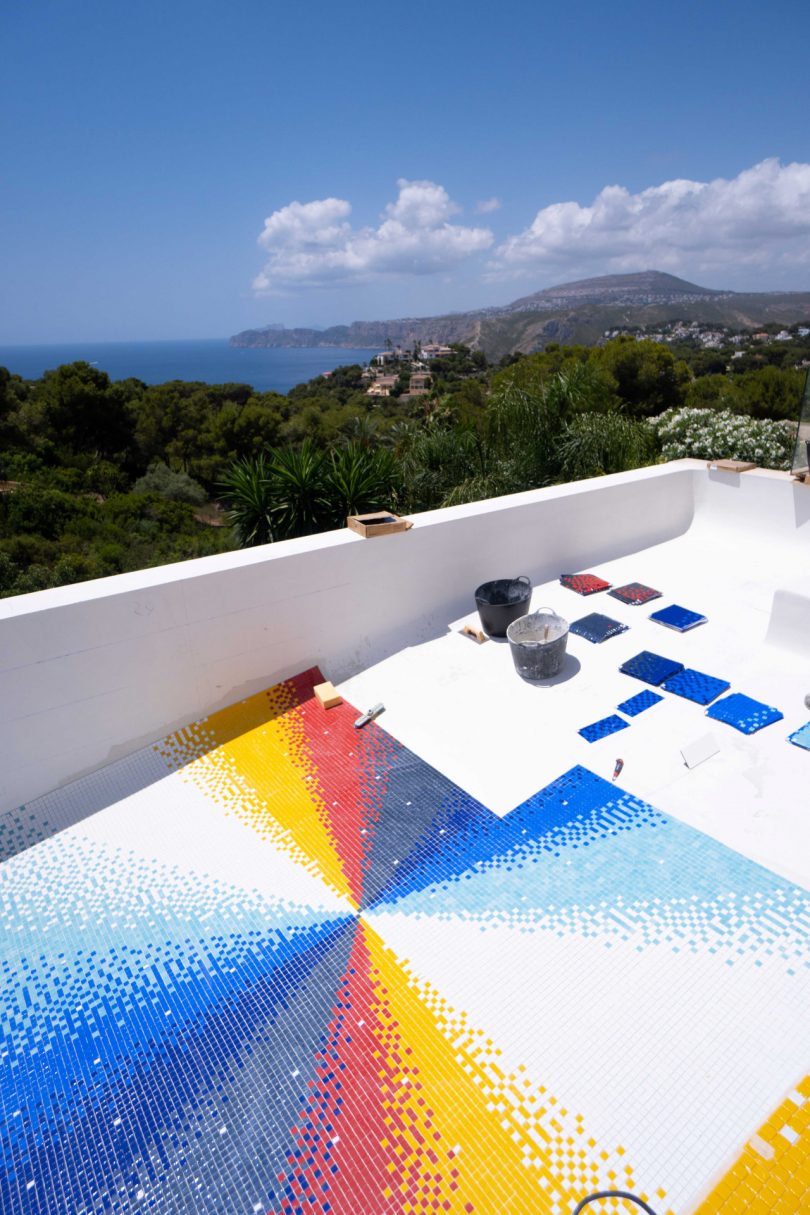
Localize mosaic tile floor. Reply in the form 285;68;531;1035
2;667;810;1215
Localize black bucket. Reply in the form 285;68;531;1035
474;575;532;637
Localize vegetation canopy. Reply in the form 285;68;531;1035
0;340;806;597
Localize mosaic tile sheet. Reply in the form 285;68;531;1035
660;668;730;706
620;651;684;686
706;692;785;735
788;721;810;751
608;582;662;606
578;713;631;742
570;612;629;644
617;690;664;717
560;572;612;595
650;604;707;632
2;666;810;1215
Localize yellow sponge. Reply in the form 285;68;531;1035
314;680;343;709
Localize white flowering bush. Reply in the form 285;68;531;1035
649;408;794;470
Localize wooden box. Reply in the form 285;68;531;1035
346;511;413;539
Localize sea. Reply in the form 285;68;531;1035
0;339;381;395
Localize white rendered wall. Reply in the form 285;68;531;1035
0;459;724;814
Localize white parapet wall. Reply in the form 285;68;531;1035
2;457;806;815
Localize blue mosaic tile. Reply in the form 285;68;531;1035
619;651;684;686
706;692;784;734
661;667;730;706
5;670;810;1215
650;604;707;632
578;714;630;743
788;721;810;751
617;689;664;717
368;765;639;909
382;763;810;949
569;612;629;644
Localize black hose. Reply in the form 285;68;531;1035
572;1190;659;1215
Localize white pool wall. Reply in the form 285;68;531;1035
2;458;805;815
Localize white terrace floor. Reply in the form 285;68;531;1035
2;462;810;1215
342;481;810;890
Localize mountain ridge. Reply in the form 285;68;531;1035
230;271;810;361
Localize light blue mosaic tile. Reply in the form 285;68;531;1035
787;721;810;751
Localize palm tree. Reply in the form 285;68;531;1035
324;443;400;525
221;439;401;546
265;441;330;539
219;452;275;546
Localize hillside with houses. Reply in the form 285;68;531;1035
361;343;454;401
231;271;810;361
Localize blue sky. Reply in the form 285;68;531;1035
2;0;809;343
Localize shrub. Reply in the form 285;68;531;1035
52;554;102;586
0;551;18;595
650;408;794;469
3;486;90;540
13;563;52;594
133;460;207;505
558;413;660;479
84;460;130;496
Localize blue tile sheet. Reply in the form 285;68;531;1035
619;651;684;686
578;714;630;743
788;721;810;751
569;612;629;644
661;668;730;705
617;689;664;717
650;604;707;632
706;692;784;734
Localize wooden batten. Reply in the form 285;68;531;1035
708;459;758;473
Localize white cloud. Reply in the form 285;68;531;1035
253;179;493;292
257;198;352;251
490;159;810;281
476;196;501;214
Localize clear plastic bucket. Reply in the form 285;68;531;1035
506;607;569;680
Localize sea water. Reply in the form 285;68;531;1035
0;339;380;394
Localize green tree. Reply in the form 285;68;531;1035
733;366;804;421
36;362;137;459
683;373;737;411
689;348;731;378
489;344;595;398
593;336;689;416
